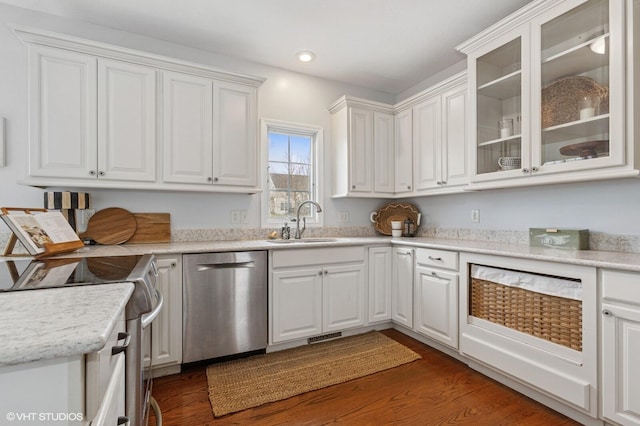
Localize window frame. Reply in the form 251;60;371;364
260;118;324;228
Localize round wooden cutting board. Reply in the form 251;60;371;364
79;207;137;245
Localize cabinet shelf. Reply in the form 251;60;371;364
542;114;609;144
477;70;521;100
479;134;522;148
542;34;609;85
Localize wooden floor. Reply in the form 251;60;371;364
149;329;579;425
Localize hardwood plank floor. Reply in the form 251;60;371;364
149;329;579;425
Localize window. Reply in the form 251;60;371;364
261;119;323;227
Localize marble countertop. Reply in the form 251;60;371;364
0;283;133;366
47;236;640;272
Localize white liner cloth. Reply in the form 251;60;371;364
471;264;582;301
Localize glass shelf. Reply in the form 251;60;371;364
542;114;609;144
542;34;609;85
478;134;522;147
478;70;522;100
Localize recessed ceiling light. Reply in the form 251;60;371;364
297;51;316;62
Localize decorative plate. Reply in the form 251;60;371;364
559;140;609;157
371;202;421;236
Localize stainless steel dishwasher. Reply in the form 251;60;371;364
182;251;267;363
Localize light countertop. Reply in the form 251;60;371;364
49;236;640;272
0;283;133;366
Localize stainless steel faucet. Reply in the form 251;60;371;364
294;200;322;239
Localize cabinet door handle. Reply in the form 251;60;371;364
441;181;447;185
522;168;530;174
171;262;177;268
324;270;328;275
352;185;356;189
98;171;105;176
318;271;323;276
431;271;438;277
207;177;213;182
214;177;219;182
428;256;442;261
89;170;96;176
111;332;131;355
602;309;613;317
532;167;539;172
407;185;411;190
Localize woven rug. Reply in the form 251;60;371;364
206;331;421;417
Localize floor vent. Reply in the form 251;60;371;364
308;332;342;344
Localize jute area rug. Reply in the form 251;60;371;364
206;331;421;417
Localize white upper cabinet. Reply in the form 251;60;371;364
28;45;97;179
212;81;257;187
329;96;395;198
396;72;469;195
373;111;396;193
98;59;157;182
394;108;413;193
15;26;263;193
162;71;214;185
460;0;636;189
329;73;467;198
413;96;442;191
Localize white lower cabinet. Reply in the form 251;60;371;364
368;246;392;323
0;316;126;425
271;247;366;343
459;253;598;419
601;269;640;426
144;255;182;369
414;248;459;349
391;246;414;328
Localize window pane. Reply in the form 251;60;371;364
290;135;312;165
269;190;292;217
266;125;317;223
268;133;289;162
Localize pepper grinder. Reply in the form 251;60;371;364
403;218;416;237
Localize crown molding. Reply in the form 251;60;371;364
10;24;265;87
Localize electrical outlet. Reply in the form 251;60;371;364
240;210;248;224
338;211;349;223
230;210;241;224
471;209;480;223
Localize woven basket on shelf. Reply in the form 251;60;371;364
471;278;582;351
541;76;609;128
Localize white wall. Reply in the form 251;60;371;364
407;178;640;235
1;4;639;237
0;4;393;230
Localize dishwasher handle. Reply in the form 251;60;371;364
197;261;255;271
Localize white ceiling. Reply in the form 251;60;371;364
0;0;533;94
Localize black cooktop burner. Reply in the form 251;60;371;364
0;255;143;291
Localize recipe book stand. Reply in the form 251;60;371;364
1;207;85;259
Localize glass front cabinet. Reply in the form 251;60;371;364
460;0;637;187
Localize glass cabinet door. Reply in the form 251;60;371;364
535;0;621;170
475;35;525;177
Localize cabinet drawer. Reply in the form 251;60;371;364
601;269;640;306
415;248;458;271
272;246;365;268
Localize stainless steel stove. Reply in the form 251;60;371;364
0;254;163;426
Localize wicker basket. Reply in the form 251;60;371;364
471;278;582;351
541;76;609;128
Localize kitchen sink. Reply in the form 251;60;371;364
266;238;339;244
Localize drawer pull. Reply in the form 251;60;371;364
428;256;443;261
111;332;131;356
431;271;438;277
602;309;613;317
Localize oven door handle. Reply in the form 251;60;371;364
141;289;164;329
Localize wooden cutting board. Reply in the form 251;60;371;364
78;207;137;244
128;213;171;244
